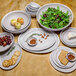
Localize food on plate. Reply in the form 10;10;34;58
59;50;68;65
27;37;37;47
40;6;69;29
14;22;21;29
8;59;13;66
11;19;17;26
11;17;24;29
2;60;9;67
66;52;76;61
68;32;76;40
0;35;12;47
7;46;15;55
14;51;20;57
2;50;20;67
17;17;24;24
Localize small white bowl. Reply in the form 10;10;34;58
29;2;40;9
66;52;76;62
25;7;36;17
27;37;37;47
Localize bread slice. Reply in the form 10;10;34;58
58;50;68;65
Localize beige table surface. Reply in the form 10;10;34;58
0;0;76;76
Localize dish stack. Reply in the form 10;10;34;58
25;2;40;17
60;28;76;47
18;28;60;53
50;46;76;73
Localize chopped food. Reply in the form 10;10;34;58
11;19;17;26
68;32;76;40
0;35;12;47
2;50;20;67
30;39;36;44
27;37;37;47
68;54;75;60
58;50;68;65
66;52;76;61
14;22;21;29
40;6;69;29
17;17;24;24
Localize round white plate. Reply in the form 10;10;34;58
0;43;22;70
51;46;76;69
18;28;60;53
60;28;76;47
50;50;76;73
1;11;31;34
0;32;14;52
36;3;73;31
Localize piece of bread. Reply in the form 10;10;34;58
14;51;20;57
58;50;68;65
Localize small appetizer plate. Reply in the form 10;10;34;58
0;43;22;70
50;51;76;73
36;3;73;31
49;46;76;73
55;46;76;69
1;11;31;34
60;27;76;47
0;32;14;52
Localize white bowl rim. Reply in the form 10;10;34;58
36;3;74;31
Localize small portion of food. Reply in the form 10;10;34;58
2;60;9;67
11;19;17;26
59;50;68;65
40;6;69;29
27;37;37;47
14;51;21;57
14;22;21;29
7;46;15;55
68;32;76;40
10;17;24;29
0;35;12;47
66;52;76;61
17;17;24;24
2;50;20;67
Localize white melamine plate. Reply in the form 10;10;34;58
21;28;55;51
51;46;76;69
0;43;22;70
0;32;14;52
1;11;31;34
50;49;76;73
36;3;73;31
18;28;60;53
60;28;76;47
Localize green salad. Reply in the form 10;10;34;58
40;6;69;29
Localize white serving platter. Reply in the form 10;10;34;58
0;43;22;70
18;28;60;53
